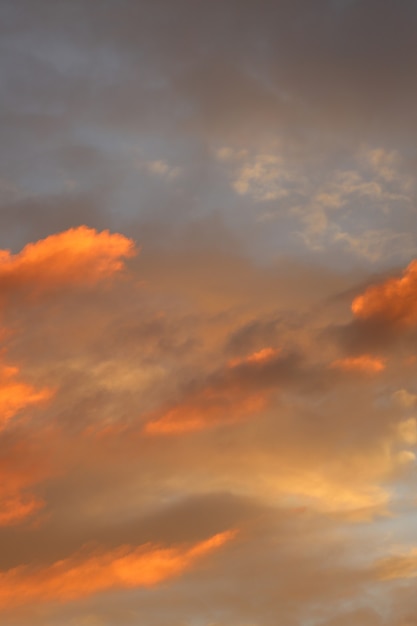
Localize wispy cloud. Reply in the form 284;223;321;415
0;531;237;607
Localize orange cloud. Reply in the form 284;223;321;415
0;226;137;525
352;260;417;325
144;387;266;435
0;226;136;297
228;347;280;368
0;432;58;526
0;530;237;607
0;493;44;527
0;364;53;430
330;355;386;374
143;348;287;436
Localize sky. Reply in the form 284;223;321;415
1;1;417;624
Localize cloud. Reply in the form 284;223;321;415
142;349;301;436
0;226;138;436
145;160;181;181
0;434;55;527
0;222;413;624
0;493;44;527
218;150;297;201
228;347;280;368
0;226;140;529
143;388;266;435
332;229;416;263
352;259;417;326
375;547;417;581
217;143;415;262
330;355;386;374
392;389;417;409
0;226;137;300
326;259;417;355
3;1;417;623
0;363;52;430
0;530;236;608
396;418;417;445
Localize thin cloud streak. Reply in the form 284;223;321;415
0;530;237;608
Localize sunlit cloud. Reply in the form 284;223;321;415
2;1;417;623
143;387;266;435
0;435;55;527
0;364;52;430
0;493;44;527
352;259;417;325
0;530;237;608
0;226;137;299
376;547;417;581
228;347;280;368
330;355;386;374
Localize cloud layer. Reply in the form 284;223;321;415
2;1;417;624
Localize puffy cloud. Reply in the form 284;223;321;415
0;226;136;299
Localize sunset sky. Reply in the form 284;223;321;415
2;1;417;624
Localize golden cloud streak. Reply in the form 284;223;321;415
330;355;386;374
0;530;237;607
